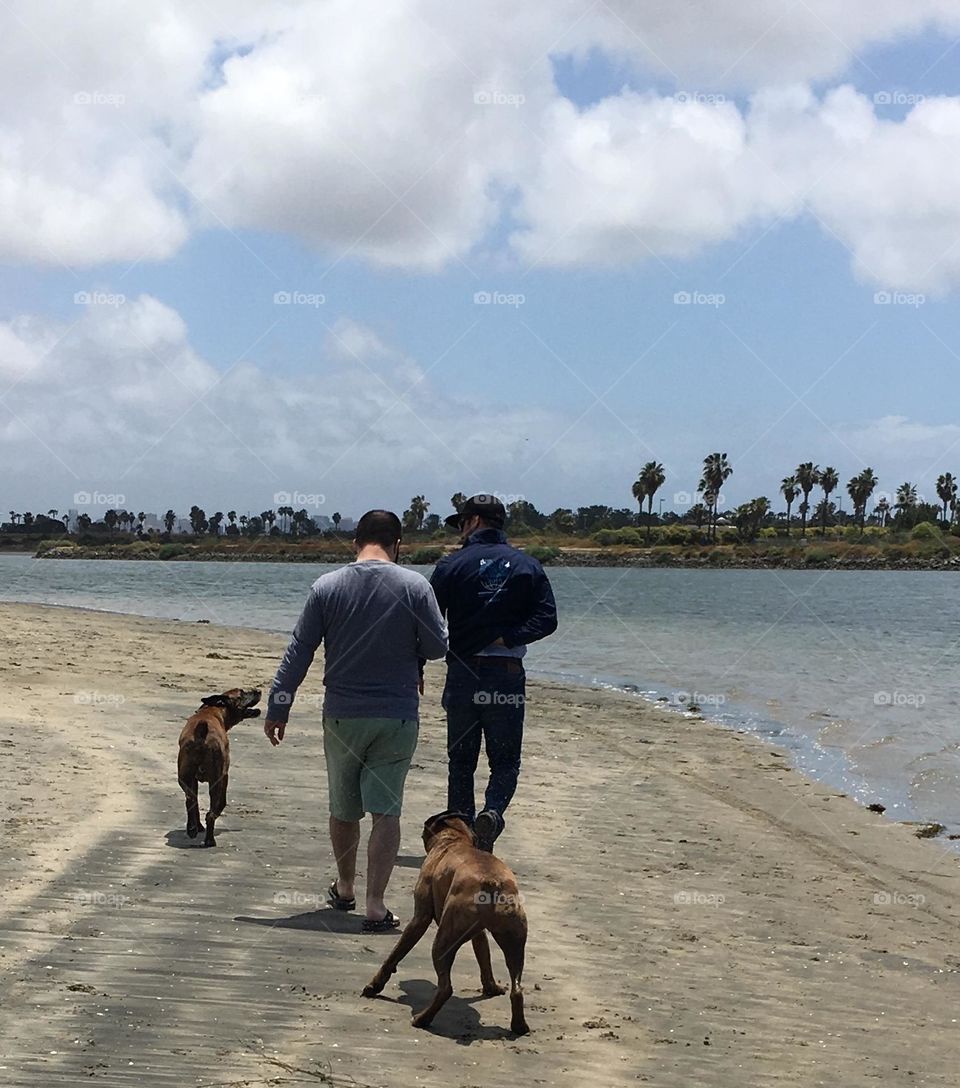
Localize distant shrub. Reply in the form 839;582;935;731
408;547;443;564
594;527;643;547
911;521;938;541
524;545;559;563
36;539;75;555
805;547;832;566
127;541;159;557
759;527;779;539
707;548;727;563
159;544;191;560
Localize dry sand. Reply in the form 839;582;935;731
2;602;960;1087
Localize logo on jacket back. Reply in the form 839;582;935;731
478;557;511;598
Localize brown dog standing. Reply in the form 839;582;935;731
362;810;529;1035
177;688;261;847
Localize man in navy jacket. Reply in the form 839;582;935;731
430;493;558;851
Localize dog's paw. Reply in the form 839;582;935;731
202;839;216;848
361;982;382;998
410;1013;433;1030
482;982;508;997
186;825;200;839
511;1020;531;1036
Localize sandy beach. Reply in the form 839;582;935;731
2;602;960;1087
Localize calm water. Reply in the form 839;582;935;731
3;554;959;826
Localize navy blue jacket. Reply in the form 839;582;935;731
430;528;558;661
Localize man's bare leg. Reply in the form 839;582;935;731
329;815;360;901
366;812;401;921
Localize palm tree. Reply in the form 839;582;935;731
630;476;646;527
847;468;879;533
48;508;58;520
163;510;176;535
332;512;342;531
895;481;918;528
780;476;798;536
936;473;957;528
639;461;666;542
819;466;839;536
227;510;237;528
408;495;429;530
137;511;146;535
699;452;733;541
451;492;467;514
795;462;819;537
875;496;891;527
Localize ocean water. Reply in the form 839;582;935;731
3;554;959;827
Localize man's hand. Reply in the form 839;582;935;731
264;719;287;746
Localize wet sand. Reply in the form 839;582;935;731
2;602;960;1086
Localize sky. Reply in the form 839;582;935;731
3;1;960;522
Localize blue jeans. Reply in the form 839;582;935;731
443;659;526;821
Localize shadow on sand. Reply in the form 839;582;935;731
164;828;240;849
235;908;366;935
365;978;516;1043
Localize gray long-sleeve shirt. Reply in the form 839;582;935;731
267;560;448;723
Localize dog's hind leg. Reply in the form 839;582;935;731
493;923;530;1035
210;771;228;817
362;894;432;997
179;775;201;838
410;914;469;1030
472;931;506;996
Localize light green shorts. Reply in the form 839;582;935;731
322;716;419;821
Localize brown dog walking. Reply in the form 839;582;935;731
361;810;529;1035
177;687;261;847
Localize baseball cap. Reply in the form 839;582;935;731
444;493;507;529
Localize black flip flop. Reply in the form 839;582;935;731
361;910;400;934
327;881;356;912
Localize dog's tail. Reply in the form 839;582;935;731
190;721;209;745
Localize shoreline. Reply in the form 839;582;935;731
3;601;960;1084
24;543;960;570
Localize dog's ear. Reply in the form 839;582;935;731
423;810;471;837
200;694;230;708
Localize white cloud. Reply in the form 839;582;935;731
3;1;960;289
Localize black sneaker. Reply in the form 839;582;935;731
474;809;502;853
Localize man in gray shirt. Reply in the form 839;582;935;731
264;510;448;932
